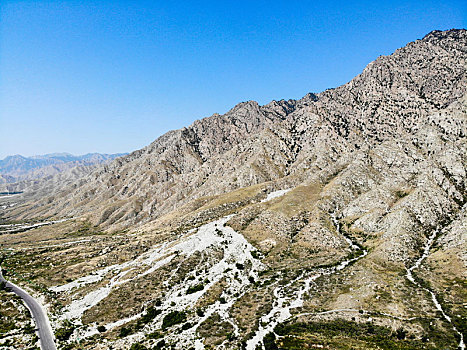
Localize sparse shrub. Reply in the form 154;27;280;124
23;323;35;334
147;330;163;339
263;332;278;350
395;189;410;198
62;343;77;350
97;325;106;333
162;311;186;329
119;326;132;337
187;283;204;294
272;319;433;348
236;263;245;270
196;308;205;317
129;343;147;350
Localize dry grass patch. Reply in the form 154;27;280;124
197;313;235;347
231;287;274;337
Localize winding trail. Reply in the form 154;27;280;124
405;228;465;350
0;268;56;350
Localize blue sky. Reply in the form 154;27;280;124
0;0;465;158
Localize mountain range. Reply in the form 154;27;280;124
0;152;126;192
0;29;465;350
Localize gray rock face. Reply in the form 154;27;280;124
14;30;465;234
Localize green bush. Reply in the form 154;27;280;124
129;343;148;350
196;308;205;317
140;306;161;324
396;327;407;340
55;320;75;341
236;263;245;270
186;283;204;294
119;326;133;337
162;311;186;329
154;339;166;349
182;322;193;330
263;332;278;350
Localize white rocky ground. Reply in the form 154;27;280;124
0;219;69;234
46;198;379;349
51;213;266;348
260;189;291;203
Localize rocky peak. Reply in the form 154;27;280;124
422;28;466;44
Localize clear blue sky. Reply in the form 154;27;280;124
0;0;465;158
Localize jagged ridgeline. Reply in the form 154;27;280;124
1;29;466;350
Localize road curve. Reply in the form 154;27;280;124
0;269;57;350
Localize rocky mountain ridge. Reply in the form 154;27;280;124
1;29;466;350
9;30;466;231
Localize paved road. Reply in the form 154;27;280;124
0;269;57;350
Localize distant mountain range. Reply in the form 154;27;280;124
0;152;126;184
